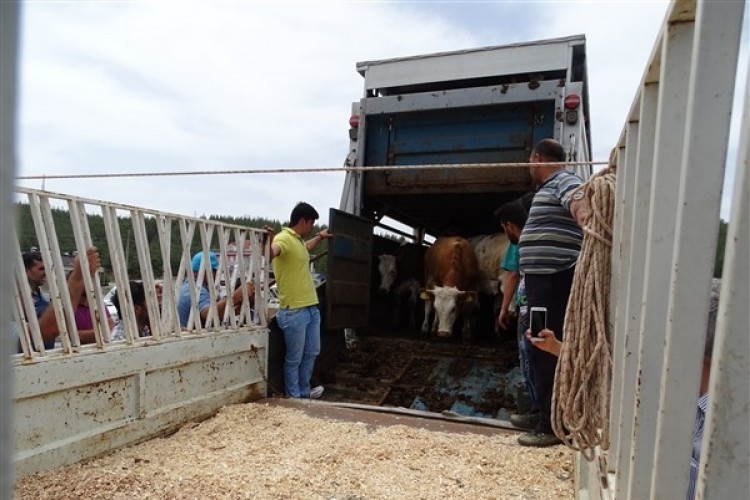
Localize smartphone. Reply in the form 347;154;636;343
529;306;547;337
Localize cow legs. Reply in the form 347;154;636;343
461;304;477;344
408;294;418;329
461;316;472;344
393;293;402;329
401;279;420;330
421;299;433;334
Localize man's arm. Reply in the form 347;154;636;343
569;189;591;228
36;247;101;345
264;226;280;259
526;328;562;357
305;228;333;251
199;282;255;323
78;314;116;344
498;271;520;329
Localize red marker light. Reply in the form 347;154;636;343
349;114;360;128
564;94;581;110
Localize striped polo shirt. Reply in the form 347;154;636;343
519;170;583;275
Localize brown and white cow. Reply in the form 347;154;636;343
421;236;479;340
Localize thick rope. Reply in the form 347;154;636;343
552;166;617;461
15;160;609;181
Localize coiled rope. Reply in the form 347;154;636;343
552;166;617;461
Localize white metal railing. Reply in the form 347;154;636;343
1;0;20;495
13;187;270;359
605;1;749;499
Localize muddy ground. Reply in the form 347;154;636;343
317;327;527;419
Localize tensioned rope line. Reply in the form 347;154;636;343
16;161;610;181
551;165;617;462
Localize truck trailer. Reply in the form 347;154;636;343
6;1;748;498
305;35;595;422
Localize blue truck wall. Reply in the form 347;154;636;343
365;102;555;166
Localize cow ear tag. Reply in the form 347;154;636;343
419;291;430;300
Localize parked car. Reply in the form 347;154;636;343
103;286;118;320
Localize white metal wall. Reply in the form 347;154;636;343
602;1;749;499
1;0;21;496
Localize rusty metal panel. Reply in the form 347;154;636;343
13;330;268;477
142;352;259;414
14;377;138;451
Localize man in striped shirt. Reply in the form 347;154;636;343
517;138;585;447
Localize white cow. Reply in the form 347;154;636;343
377;244;427;329
468;232;511;333
377;254;397;293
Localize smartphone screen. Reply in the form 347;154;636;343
530;307;547;337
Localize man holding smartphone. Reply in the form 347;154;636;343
516;138;585;447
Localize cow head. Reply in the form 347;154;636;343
378;254;397;293
424;286;477;337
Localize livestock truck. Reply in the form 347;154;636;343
8;2;748;498
298;35;594;421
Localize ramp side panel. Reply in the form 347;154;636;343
13;330;268;477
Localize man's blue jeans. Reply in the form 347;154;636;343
276;305;321;398
517;312;537;412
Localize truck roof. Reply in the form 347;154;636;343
356;34;587;95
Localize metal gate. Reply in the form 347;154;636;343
585;1;750;499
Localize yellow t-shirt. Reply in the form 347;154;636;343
272;227;318;308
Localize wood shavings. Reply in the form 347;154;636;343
14;403;574;499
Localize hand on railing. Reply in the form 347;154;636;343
262;225;275;245
69;246;101;281
232;281;255;308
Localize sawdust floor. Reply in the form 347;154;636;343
15;399;574;500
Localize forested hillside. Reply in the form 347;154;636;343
15;203;728;280
16;203;328;281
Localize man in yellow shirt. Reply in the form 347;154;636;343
267;202;332;399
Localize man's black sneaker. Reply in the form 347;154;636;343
509;412;540;430
517;431;563;447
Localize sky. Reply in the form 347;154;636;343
14;0;747;225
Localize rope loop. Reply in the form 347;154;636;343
552;167;617;461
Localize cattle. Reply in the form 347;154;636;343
468;232;510;295
377;243;427;329
468;232;511;334
421;236;479;340
377;254;398;293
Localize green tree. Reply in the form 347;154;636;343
15;203;331;277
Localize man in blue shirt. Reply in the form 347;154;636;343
496;197;538;429
21;248;101;351
177;251;254;329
